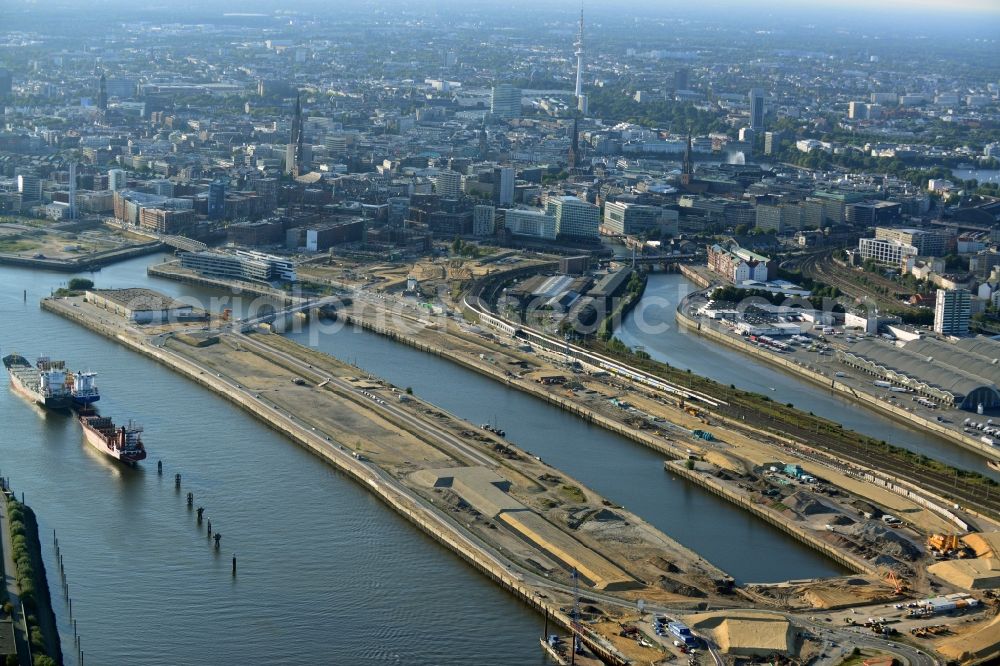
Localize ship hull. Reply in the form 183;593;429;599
81;423;147;463
7;371;73;410
72;394;100;406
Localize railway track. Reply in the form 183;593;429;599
467;270;1000;520
717;400;1000;519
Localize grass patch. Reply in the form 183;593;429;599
560;485;586;503
0;238;41;253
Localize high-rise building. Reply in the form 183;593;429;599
16;172;41;202
490;84;521;120
763;131;786;156
108;169;127;192
432;170;462;198
567;117;580;170
286;94;304;176
208;180;226;220
473;204;496;237
934;288;971;337
492;167;514;206
252;177;278;210
546;196;599;241
388;197;410;227
749;88;765;131
68;162;77;219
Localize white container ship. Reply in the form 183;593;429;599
3;353;73;410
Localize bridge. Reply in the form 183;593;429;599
161;235;208;253
233;294;349;332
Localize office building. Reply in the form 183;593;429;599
755;203;802;234
493;166;514;206
875;227;951;257
749;88;765;131
505;209;557;240
473;205;496;237
16;173;41;202
108;169;127;192
490;84;521;120
432;170;463;198
934;289;971;337
602;201;676;236
207;180;226;220
546;196;600;241
180;249;296;284
252;177;278;210
388;197;410;227
858;237;918;268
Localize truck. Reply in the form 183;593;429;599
667;622;697;647
873;380;893;388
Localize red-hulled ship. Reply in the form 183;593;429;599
79;413;147;463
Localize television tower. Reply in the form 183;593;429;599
574;7;587;115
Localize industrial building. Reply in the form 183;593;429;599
837;337;1000;410
179;249;297;284
85;288;196;324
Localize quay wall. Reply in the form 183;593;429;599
664;461;879;577
0;241;164;271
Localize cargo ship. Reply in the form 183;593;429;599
79;413;147;463
69;370;100;406
3;353;73;410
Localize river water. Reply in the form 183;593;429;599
285;321;846;583
1;255;549;666
615;273;1000;482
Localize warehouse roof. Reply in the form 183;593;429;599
844;340;1000;401
904;338;1000;388
86;288;191;312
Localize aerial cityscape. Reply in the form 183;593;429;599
1;0;999;664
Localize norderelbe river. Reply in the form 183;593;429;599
1;255;548;666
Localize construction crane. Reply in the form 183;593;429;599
884;569;907;595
